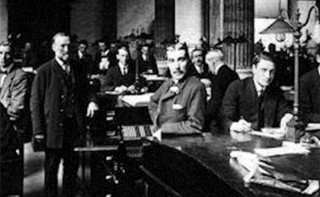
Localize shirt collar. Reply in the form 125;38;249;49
55;57;68;71
253;78;265;94
194;64;204;74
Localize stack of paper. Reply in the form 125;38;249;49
121;93;154;107
254;143;310;157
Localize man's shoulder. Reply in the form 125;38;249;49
37;59;55;72
187;76;203;87
218;65;238;77
300;68;319;83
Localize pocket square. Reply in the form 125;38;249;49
172;104;184;110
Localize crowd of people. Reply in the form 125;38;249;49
1;32;320;196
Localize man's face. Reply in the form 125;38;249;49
98;42;106;52
52;36;70;62
252;59;276;88
167;49;188;81
192;50;203;66
78;43;87;53
0;45;13;69
25;42;32;51
117;48;129;65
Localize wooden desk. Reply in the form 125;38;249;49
142;133;320;197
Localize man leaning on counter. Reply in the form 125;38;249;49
148;43;207;135
220;51;293;133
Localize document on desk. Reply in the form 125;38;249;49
254;143;310;157
250;128;285;139
305;123;320;132
121;93;154;107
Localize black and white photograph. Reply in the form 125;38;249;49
1;0;320;196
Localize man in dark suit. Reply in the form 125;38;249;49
71;39;94;76
94;39;117;74
137;43;158;75
189;48;210;79
205;48;239;133
30;32;98;197
299;45;320;123
149;44;206;135
220;52;292;133
100;45;138;94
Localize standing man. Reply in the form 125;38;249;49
220;52;292;133
205;48;239;133
31;33;98;197
0;41;28;196
149;44;206;135
300;45;320;123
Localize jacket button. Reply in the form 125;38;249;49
60;109;64;112
61;95;65;99
59;123;63;126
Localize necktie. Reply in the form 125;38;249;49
123;67;128;75
258;90;265;130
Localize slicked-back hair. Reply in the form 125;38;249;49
252;51;276;68
52;32;69;45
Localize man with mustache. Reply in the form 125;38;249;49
31;32;98;197
220;52;292;133
149;43;206;136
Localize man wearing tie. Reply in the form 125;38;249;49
31;32;98;197
0;41;28;196
100;45;136;94
220;52;292;133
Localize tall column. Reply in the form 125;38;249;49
0;0;8;42
175;0;205;48
154;0;175;60
223;0;254;69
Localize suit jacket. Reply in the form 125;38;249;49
30;59;96;148
0;65;29;122
220;77;290;132
71;52;94;75
206;65;239;132
94;50;117;74
299;68;320;123
149;76;206;134
100;64;136;92
137;55;158;75
188;63;210;79
0;103;19;159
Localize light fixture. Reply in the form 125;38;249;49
259;5;320;142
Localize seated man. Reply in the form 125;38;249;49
137;43;158;75
220;52;292;132
189;48;210;79
100;45;137;94
300;45;320;123
205;48;239;133
149;44;206;135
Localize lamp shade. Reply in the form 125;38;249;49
260;17;294;34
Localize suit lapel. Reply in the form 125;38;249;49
0;71;15;99
51;60;68;93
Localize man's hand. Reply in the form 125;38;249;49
127;85;136;92
114;85;128;94
280;113;294;131
230;119;252;132
86;102;98;118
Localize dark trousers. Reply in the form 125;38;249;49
44;119;80;197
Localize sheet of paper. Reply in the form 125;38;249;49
254;144;310;157
121;93;154;106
